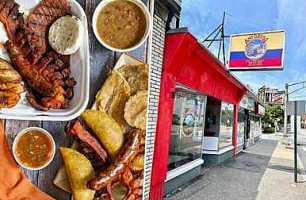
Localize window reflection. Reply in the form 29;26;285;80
219;102;234;149
167;85;206;171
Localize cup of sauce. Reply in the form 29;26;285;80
92;0;152;52
12;127;56;170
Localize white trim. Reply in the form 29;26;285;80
202;145;234;155
165;158;204;182
143;0;155;199
230;30;285;37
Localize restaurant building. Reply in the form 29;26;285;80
145;0;263;199
237;91;265;153
149;28;248;199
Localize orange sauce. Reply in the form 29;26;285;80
15;130;53;168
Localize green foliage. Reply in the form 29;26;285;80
264;126;275;133
262;105;284;128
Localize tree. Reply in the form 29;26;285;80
262;105;284;128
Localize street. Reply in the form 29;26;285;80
165;134;306;200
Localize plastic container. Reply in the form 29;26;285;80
0;0;90;121
12;127;56;171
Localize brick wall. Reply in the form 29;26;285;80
143;13;166;200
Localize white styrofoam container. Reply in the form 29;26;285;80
0;0;90;121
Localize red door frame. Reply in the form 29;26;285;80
149;32;248;200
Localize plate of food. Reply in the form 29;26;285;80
0;0;89;121
54;54;148;200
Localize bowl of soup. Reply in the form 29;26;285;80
12;127;56;170
92;0;152;52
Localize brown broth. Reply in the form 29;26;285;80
97;0;147;49
15;130;53;168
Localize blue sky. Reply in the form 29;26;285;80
180;0;306;100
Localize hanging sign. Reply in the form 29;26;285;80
229;30;285;71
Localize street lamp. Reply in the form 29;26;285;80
284;80;306;136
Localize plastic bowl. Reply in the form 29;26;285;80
92;0;152;52
12;127;56;171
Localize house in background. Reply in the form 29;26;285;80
258;86;285;105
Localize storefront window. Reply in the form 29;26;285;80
250;115;261;139
167;84;206;172
237;108;245;147
219;102;234;149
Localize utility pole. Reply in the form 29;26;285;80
284;83;289;136
203;11;229;66
284;80;306;137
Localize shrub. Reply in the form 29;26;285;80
264;127;275;133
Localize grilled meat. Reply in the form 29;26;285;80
28;0;71;63
0;0;76;110
5;40;57;97
65;120;109;164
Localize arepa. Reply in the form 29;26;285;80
49;15;84;55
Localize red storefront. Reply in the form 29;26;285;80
149;31;248;199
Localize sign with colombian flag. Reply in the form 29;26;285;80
229;30;285;70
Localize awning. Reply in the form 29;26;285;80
150;31;248;200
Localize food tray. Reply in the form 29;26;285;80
0;0;90;121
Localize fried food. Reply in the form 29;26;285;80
96;70;131;133
0;69;21;83
0;82;24;93
81;110;124;160
0;58;12;70
131;154;144;172
60;147;95;200
0;91;20;108
0;58;21;83
124;90;148;130
117;64;149;95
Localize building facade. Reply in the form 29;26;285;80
147;1;265;199
258;86;285;105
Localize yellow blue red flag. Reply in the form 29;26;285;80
229;30;285;70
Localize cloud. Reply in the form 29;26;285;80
180;0;306;100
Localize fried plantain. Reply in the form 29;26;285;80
0;69;22;83
0;91;20;108
0;59;13;70
0;82;25;93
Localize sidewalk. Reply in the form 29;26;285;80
165;134;306;200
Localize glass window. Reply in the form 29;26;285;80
204;96;221;137
219;102;234;149
250;115;261;139
237;108;245;146
167;84;206;172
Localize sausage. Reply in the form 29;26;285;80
87;129;141;191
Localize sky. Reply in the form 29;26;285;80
180;0;306;100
